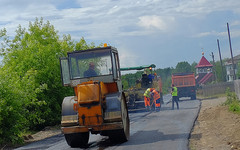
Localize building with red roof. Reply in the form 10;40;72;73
195;53;214;85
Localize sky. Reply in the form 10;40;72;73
1;0;240;69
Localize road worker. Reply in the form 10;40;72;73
150;88;161;112
143;88;151;111
84;62;97;77
171;84;179;110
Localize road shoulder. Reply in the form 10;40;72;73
189;97;240;150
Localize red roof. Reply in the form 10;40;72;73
195;56;213;68
198;72;213;84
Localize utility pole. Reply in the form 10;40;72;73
217;39;225;82
227;22;236;80
210;52;217;81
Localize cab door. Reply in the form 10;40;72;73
111;52;122;91
60;57;70;86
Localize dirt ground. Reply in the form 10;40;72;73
2;126;61;149
21;125;61;144
189;97;240;150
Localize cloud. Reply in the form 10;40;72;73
231;21;240;26
1;0;240;69
228;30;240;38
138;15;175;32
194;31;218;38
195;29;240;38
1;0;240;40
175;0;240;17
118;47;139;68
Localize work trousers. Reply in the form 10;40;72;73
155;98;161;112
155;98;161;107
144;96;150;107
172;96;179;110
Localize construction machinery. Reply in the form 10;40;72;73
120;65;163;110
60;46;129;147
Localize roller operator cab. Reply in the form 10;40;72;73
60;46;130;148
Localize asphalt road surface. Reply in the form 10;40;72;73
16;94;200;150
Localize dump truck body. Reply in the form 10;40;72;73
172;72;196;100
60;46;129;147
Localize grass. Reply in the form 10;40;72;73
197;88;240;114
223;88;240;114
189;145;196;150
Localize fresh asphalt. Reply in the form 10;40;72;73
15;94;200;150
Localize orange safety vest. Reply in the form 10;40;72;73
152;89;160;100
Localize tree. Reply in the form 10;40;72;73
191;61;197;73
0;18;97;144
0;70;27;144
155;67;174;93
121;71;143;90
1;18;69;129
175;61;192;73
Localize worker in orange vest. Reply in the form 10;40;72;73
150;88;161;112
143;88;151;111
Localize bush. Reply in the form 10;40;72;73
0;18;96;145
229;102;240;112
224;88;240;113
0;73;26;145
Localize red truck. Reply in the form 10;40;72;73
172;72;196;100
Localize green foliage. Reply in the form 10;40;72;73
0;71;26;144
214;60;227;82
75;37;96;50
0;18;97;145
155;67;173;80
174;61;192;73
237;61;240;80
122;79;129;90
121;71;143;90
224;88;237;105
229;101;240;112
191;62;197;73
155;67;174;94
224;88;240;113
161;77;172;94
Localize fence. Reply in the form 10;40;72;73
200;82;234;97
234;80;240;99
